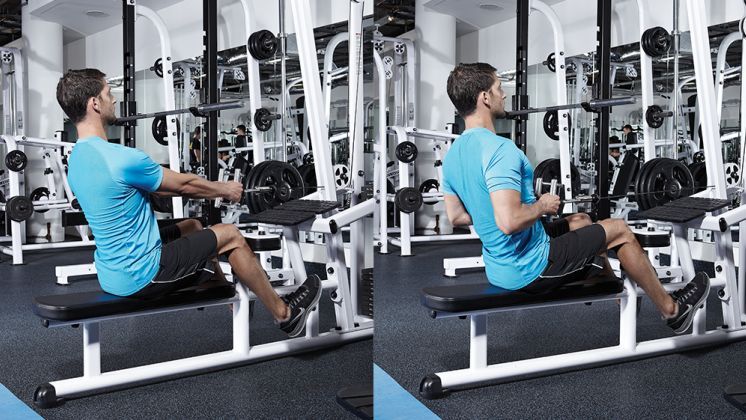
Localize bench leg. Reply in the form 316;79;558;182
83;322;101;377
470;314;487;369
619;279;638;350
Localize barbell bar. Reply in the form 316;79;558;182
115;101;245;125
505;96;636;119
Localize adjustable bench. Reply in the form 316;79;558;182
420;196;746;399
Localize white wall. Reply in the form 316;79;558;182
62;37;85;72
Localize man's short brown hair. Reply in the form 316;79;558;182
447;62;498;117
56;69;107;124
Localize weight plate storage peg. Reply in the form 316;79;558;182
641;26;672;58
5;150;27;172
395;141;418;163
394;187;423;214
29;187;51;214
6;195;33;222
248;30;278;60
151;116;180;146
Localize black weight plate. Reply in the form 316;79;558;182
6;195;33;222
638;158;694;210
395;141;418;163
688;162;707;193
297;163;317;194
692;151;705;163
29;187;50;214
532;159;580;199
634;158;663;211
152;58;163;78
246;161;304;213
542;111;572;141
419;179;440;206
5;150;27;172
545;52;556;72
394;187;422;214
641;26;672;58
244;160;272;211
151;116;180;146
302;153;314;165
254;108;273;132
645;105;665;129
248;30;278;60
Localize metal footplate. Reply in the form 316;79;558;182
244;209;316;226
275;199;340;214
637;197;730;223
664;196;730;212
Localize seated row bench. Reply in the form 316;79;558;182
419;196;746;399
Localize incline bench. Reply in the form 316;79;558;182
419;196;746;399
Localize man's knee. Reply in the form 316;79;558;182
211;224;245;249
576;213;592;226
187;218;203;232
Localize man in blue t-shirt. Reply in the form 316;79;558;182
442;63;708;334
56;69;319;337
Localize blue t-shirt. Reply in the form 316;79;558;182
68;136;164;296
442;127;549;289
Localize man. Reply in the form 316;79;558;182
57;69;320;338
234;124;251;162
189;125;201;168
442;63;709;334
623;124;639;157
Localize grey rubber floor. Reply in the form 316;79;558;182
374;240;746;419
0;247;371;419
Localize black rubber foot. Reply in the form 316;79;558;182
725;384;746;413
34;383;64;408
420;374;449;399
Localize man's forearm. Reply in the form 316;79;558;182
181;175;230;199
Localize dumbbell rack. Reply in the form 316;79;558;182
0;135;93;265
378;126;478;256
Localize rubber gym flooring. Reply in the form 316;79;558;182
0;247;371;419
374;239;746;419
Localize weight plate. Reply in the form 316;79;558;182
302;153;314;165
152;58;163;78
395;141;418;163
542;111;572;141
418;179;440;206
641;26;672;58
6;195;33;222
248;29;278;60
692;151;705;163
688;162;707;193
636;158;694;210
545;52;556;72
245;161;304;213
645;105;665;129
634;158;663;211
532;159;580;199
297;164;317;194
151;116;181;146
254;108;274;132
394;187;422;214
5;150;27;172
29;187;50;214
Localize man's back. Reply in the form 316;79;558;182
442;127;549;289
68;136;164;296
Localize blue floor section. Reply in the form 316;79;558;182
374;364;439;420
0;384;42;420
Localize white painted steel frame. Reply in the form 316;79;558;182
237;0;266;165
633;0;656;161
135;5;183;218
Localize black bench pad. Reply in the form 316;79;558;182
276;199;339;214
422;279;623;313
244;209;316;225
33;284;236;322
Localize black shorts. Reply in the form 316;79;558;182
131;226;219;300
522;223;608;294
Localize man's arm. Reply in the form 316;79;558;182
491;189;558;235
444;194;473;226
156;167;242;202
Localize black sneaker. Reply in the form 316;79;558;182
279;275;322;337
667;272;710;334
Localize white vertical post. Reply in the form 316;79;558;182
233;282;251;354
238;0;266;165
619;279;637;350
634;0;656;162
373;50;389;254
469;314;487;369
83;323;101;377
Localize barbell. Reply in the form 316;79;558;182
115;100;244;125
505;96;636;119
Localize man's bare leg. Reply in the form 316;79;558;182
597;218;677;317
209;224;289;322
